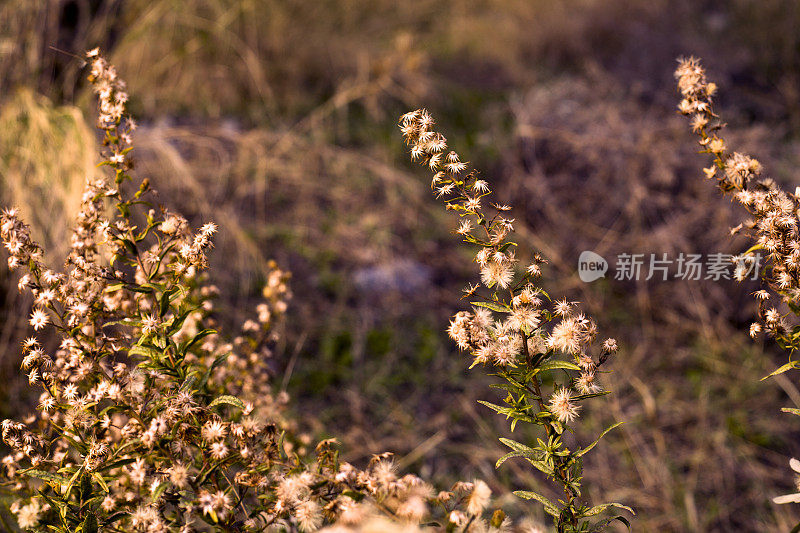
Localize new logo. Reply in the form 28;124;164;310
578;251;608;282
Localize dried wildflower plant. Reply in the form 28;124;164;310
0;51;536;533
676;57;800;519
0;48;290;532
400;110;633;532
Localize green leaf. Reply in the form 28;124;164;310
159;286;180;318
514;490;559;517
209;395;245;411
36;489;64;526
64;465;85;500
61;433;89;455
495;451;525;468
470;300;511;313
536;360;581;373
130;345;163;361
151;481;169;501
277;431;288;460
590;515;632;532
22;469;68;485
489;382;524;393
572;390;611;401
91;472;109;495
98;457;136;473
742;243;765;256
342;490;365;502
166;305;201;336
209;351;230;373
197;352;230;390
761;361;800;381
139;282;166;292
526;458;554;476
477;400;514;417
499;437;535;453
576;422;623;458
122;284;153;294
104;283;125;293
582;502;635;517
103;317;143;328
180;371;201;392
180;328;217;355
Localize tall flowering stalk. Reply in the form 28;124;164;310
675;57;800;516
400;110;632;532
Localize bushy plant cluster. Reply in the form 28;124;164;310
0;51;532;533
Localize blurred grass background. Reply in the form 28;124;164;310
3;0;800;530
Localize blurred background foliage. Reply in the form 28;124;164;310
2;0;800;530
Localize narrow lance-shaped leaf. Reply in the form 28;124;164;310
209;395;245;411
575;422;623;458
581;502;635;518
761;360;800;381
536;360;581;373
495;451;525;468
470;300;511;313
590;515;632;532
514;490;560;517
499;437;535;453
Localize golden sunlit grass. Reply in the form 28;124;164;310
0;90;98;262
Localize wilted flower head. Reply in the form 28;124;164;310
548;388;581;423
